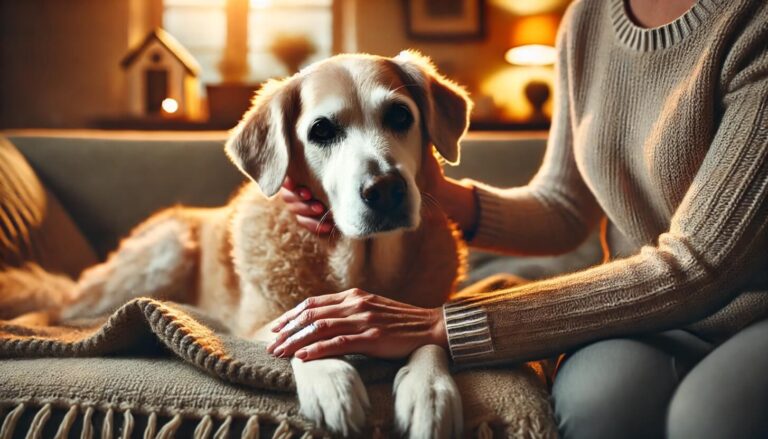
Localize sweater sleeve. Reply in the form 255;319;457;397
445;14;768;365
467;4;602;255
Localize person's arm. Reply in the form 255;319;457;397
443;24;768;366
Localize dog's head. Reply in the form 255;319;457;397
225;50;472;238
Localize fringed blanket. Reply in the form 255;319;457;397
0;292;556;438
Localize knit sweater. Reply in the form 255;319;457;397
444;0;768;365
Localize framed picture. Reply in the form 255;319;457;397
404;0;486;41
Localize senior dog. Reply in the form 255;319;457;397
64;50;471;437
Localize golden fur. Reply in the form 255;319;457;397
63;51;472;438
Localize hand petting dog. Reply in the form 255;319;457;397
267;288;448;360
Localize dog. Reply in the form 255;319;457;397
63;50;472;437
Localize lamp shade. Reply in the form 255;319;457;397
506;14;560;66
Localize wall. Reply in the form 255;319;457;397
343;0;565;122
0;0;153;129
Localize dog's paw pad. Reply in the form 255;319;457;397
394;365;463;439
293;358;369;436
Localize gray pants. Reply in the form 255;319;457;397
552;317;768;438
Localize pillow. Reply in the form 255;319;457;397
0;137;98;278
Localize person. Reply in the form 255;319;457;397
267;0;768;437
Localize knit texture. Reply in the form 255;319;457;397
445;0;768;365
0;298;556;437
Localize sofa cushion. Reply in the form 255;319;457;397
0;137;98;278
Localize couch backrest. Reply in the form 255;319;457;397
5;130;546;259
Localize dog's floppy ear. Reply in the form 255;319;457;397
392;50;472;165
225;77;301;197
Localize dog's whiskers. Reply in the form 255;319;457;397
316;208;334;236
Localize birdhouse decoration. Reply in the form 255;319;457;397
121;29;202;119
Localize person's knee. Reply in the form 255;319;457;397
553;338;678;439
667;320;768;439
665;370;766;439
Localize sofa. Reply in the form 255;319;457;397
0;130;601;438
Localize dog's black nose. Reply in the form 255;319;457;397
360;172;407;212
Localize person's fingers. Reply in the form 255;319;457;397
294;328;381;361
309;201;326;214
270;290;358;333
296;215;333;234
282;177;296;191
268;302;361;352
286;201;321;217
272;317;366;357
296;187;312;201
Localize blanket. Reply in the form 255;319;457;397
0;261;557;438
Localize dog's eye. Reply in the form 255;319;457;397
384;104;413;132
309;118;339;145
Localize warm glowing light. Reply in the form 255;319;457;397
162;98;179;114
505;45;557;66
491;0;567;15
481;67;555;121
250;0;271;8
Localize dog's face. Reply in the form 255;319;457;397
226;51;471;238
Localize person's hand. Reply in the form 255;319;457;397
279;177;334;234
421;150;479;238
266;288;448;361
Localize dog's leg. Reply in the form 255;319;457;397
292;357;370;436
394;344;463;439
62;211;199;319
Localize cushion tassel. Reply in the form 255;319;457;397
299;431;313;439
101;408;114;439
120;410;134;439
477;421;493;439
271;420;292;439
0;402;25;439
53;405;78;439
193;415;213;439
81;406;95;439
155;414;182;439
25;402;52;439
213;415;232;439
240;415;259;439
143;412;157;439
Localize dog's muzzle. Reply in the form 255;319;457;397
359;171;412;232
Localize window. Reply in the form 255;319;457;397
164;0;333;85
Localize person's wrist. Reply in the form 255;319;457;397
428;306;449;349
437;178;478;239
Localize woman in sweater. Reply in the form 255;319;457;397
270;0;768;436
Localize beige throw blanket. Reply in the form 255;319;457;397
0;295;557;438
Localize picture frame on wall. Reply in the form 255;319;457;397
404;0;486;41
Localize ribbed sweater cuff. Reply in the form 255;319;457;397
443;299;495;364
465;181;510;249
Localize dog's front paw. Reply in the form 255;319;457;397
292;357;370;436
394;345;462;439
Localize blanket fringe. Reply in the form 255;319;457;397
0;402;25;439
213;415;232;439
0;403;340;439
26;402;52;439
54;405;78;439
143;412;158;439
156;413;182;439
81;406;94;439
241;415;259;439
193;414;213;439
121;409;134;439
101;408;114;439
271;419;292;439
